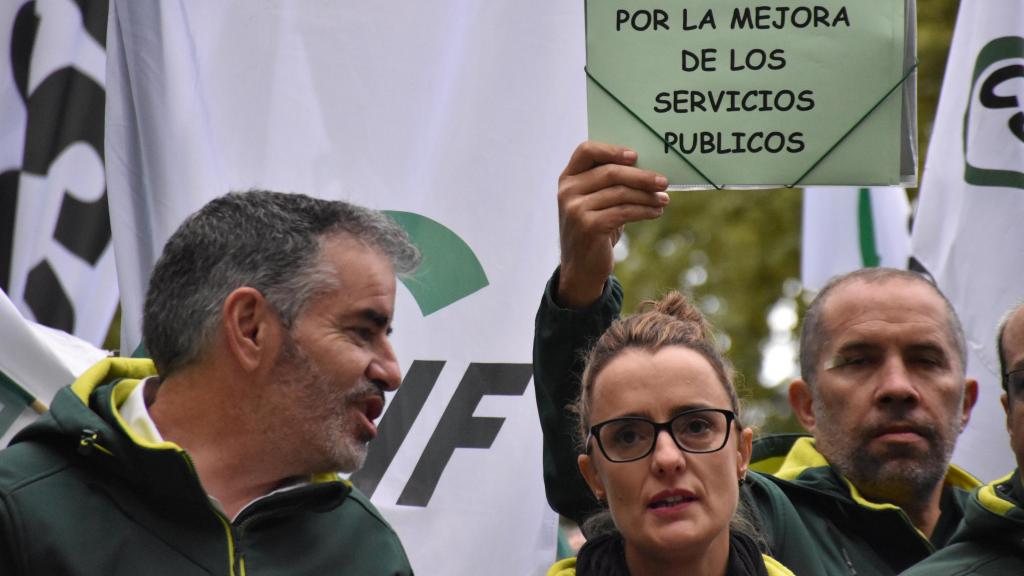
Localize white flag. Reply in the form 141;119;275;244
801;186;912;292
0;0;118;347
105;1;583;573
0;287;108;444
911;0;1024;481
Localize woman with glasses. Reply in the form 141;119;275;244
547;291;794;576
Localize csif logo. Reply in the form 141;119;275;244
349;212;533;507
382;211;488;316
963;36;1024;189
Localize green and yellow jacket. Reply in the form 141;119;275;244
899;470;1024;576
0;358;412;575
751;434;978;575
533;270;979;576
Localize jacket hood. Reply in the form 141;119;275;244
952;470;1024;552
12;358;159;453
8;358;215;505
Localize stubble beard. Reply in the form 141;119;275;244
303;372;375;473
811;394;960;507
278;339;378;474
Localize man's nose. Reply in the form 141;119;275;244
875;357;920;406
368;340;402;392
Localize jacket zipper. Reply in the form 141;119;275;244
178;451;245;576
213;513;243;576
78;429;114;457
826;519;858;575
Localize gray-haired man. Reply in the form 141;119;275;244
0;190;418;575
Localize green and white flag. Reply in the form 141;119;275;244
911;0;1024;480
106;1;579;572
801;186;912;292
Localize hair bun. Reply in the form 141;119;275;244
645;291;712;343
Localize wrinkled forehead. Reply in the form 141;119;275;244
820;278;959;356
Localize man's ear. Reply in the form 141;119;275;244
960;378;979;432
789;379;817;432
578;454;606;503
1002;392;1012;435
221;287;281;372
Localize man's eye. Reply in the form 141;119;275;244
827;355;870;370
352;327;374;341
1009;374;1024;396
911;355;945;368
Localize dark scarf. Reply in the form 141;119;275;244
575;530;768;576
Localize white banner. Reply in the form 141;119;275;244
801;186;912;292
0;0;118;347
911;0;1024;481
106;1;583;573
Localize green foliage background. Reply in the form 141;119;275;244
613;0;961;433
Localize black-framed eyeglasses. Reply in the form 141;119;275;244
586;408;736;463
1005;368;1024;396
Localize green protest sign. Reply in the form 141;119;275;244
586;0;917;188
